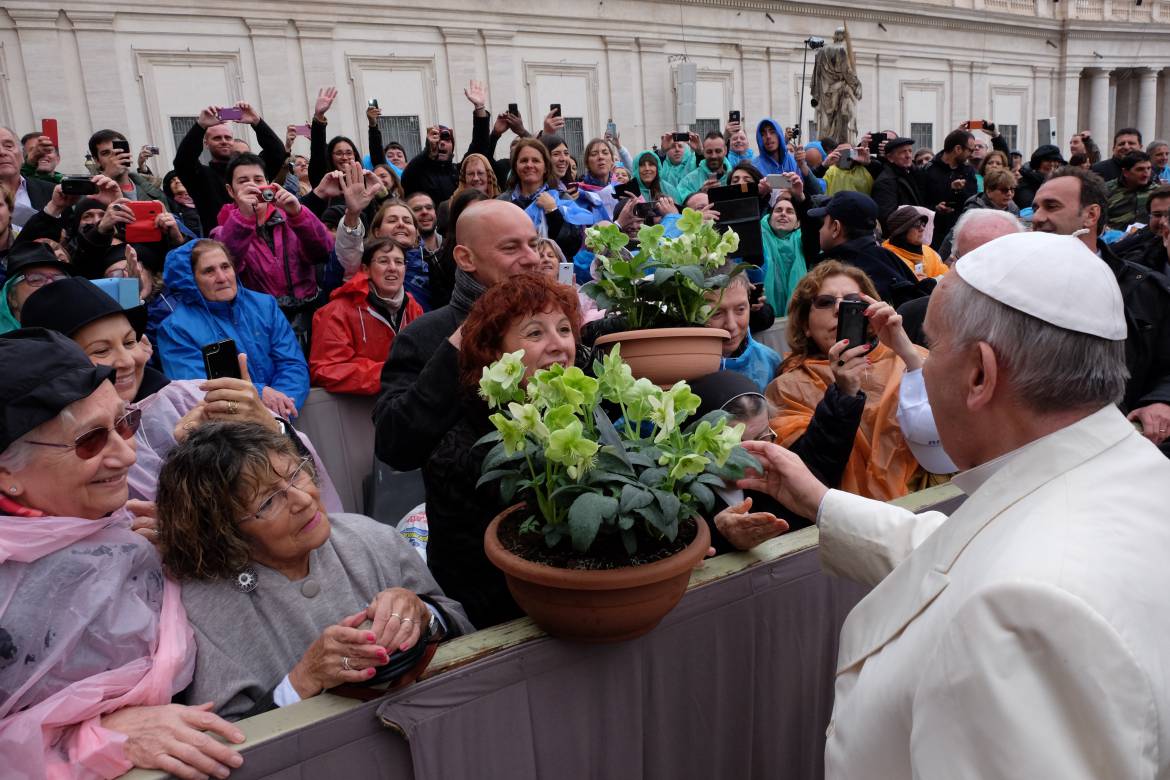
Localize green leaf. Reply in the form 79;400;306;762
621;528;637;555
689;480;714;512
696;472;726;489
500;474;520;502
544;524;565;548
676;265;706;287
653;267;678;285
639;466;669;487
653;489;682;526
620;483;655;512
617;512;635;530
567;493;619;551
595;449;635;476
474;430;503;447
476;468;518;489
482;443;527;472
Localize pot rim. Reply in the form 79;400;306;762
484;504;711;591
593;326;729;346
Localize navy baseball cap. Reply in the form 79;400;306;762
807;191;879;227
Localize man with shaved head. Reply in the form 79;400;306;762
898;208;1024;347
373;200;542;469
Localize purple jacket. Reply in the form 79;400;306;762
214;204;334;301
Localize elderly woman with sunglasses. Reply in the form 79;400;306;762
765;261;955;502
0;328;248;780
155;422;472;721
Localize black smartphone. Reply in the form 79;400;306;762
61;175;98;195
615;179;641;200
508;102;519;116
729;110;741;123
868;132;889;156
112;139;131;156
368;98;379;109
201;339;241;380
672;132;689;143
632;202;657;219
836;300;869;349
550;103;561;117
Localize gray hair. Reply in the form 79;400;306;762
722;392;774;423
939;275;1128;411
1147;140;1168;155
0;437;36;473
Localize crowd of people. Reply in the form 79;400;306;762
3;77;1170;779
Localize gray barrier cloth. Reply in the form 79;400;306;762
378;547;868;780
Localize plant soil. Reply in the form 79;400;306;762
498;509;698;571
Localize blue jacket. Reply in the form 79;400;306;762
157;240;310;409
720;331;781;392
754;119;800;176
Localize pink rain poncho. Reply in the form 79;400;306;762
129;379;342;511
0;505;195;778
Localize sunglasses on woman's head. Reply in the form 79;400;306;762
811;293;863;310
26;407;141;460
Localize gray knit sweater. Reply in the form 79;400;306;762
179;513;472;719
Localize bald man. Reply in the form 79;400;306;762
898;208;1024;347
373;200;542;470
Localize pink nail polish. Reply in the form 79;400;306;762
367;668;376;677
365;632;376;643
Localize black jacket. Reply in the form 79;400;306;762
817;234;933;307
917;155;977;251
1013;165;1046;211
871;163;923;227
422;401;522;630
172;120;287;235
1091;157;1123;184
1112;227;1168;275
23;176;55;217
1099;239;1170;412
401;149;458;205
706;382;864;553
372;295;474;471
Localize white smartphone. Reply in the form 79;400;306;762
557;262;575;286
765;174;792;190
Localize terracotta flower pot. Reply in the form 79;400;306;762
593;327;728;387
483;505;711;643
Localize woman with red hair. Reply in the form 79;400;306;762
422;273;580;628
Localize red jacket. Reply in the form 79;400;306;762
309;272;423;395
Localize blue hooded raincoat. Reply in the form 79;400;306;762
156;240;310;410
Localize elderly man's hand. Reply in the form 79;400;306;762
261;386;298;419
1128;403;1170;445
738;441;829;521
100;702;245;780
714;497;789;550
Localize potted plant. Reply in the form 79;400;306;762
581;209;745;385
477;345;759;642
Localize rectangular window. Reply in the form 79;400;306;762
910;123;934;151
998;124;1019;153
691;118;722;141
377;115;422;160
807;120;818;143
561;117;585;162
170;116;197;150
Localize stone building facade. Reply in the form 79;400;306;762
2;0;1168;168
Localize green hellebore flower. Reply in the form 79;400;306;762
676;208;705;234
489;412;528;455
542;404;578;434
545;420;600;473
668;452;711;481
508;402;549;442
479;349;526;408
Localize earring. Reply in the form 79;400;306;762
7;487;15;494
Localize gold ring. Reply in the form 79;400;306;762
342;656;352;671
401;617;415;625
227;400;238;415
390;612;403;621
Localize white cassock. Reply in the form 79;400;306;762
820;404;1170;779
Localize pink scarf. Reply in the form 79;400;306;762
0;511;195;778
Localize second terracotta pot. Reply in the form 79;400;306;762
593;327;728;387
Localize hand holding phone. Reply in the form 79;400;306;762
672;132;690;143
294;124;311;138
729;110;741;124
217;106;244;121
201;339;242;380
40;119;59;149
550;103;561;118
836;300;870;351
125;201;164;243
61;176;99;196
508;103;520;116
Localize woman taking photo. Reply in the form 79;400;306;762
423;273;580;628
765;261;950;501
498;138;582;260
156;422;472;720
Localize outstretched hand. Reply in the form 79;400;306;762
738;441;828;522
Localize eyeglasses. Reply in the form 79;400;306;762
241;457;317;523
756;427;778;443
811;292;863;310
12;271;66;288
26;407;141;459
997;186;1017;193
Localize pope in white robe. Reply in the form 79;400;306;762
743;230;1170;779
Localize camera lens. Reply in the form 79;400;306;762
261;189;275;203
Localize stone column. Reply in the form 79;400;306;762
296;21;336;114
1087;67;1112;146
482;31;516;128
1056;67;1082;148
442;29;481;146
738;45;769;132
765;46;788;124
1160;69;1170;140
9;9;70;128
68;11;128;133
1136;67;1158;145
875;54;897;132
637;39;669;133
606;37;640;149
247;20;298;127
